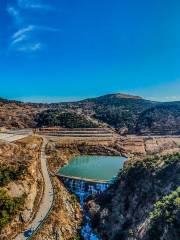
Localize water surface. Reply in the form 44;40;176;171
59;155;126;181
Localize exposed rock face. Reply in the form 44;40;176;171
0;136;43;239
115;136;180;157
88;153;180;240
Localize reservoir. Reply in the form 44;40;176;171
59;155;126;181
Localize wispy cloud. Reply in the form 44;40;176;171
6;1;60;55
12;25;59;40
18;0;54;11
12;25;35;39
11;34;27;45
9;24;59;53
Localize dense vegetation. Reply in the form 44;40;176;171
73;94;155;133
0;189;25;230
36;110;98;128
148;187;180;239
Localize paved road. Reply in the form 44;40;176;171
14;138;54;240
0;133;30;142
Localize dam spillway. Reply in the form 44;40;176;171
59;175;110;205
59;176;112;240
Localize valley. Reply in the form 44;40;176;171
0;94;179;240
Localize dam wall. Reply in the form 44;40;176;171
59;175;110;205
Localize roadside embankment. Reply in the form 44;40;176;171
0;136;44;239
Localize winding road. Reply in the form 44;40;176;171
14;137;54;240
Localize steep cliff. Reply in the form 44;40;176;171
88;153;180;240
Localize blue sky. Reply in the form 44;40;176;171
0;0;180;102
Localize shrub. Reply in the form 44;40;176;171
0;189;25;230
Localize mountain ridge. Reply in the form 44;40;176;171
0;93;179;135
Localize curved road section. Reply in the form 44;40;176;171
15;138;54;240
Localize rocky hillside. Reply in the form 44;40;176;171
136;102;180;135
0;94;180;135
88;153;180;240
54;93;155;133
0;136;43;239
0;98;39;128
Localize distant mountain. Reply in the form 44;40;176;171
75;93;156;133
0;93;180;135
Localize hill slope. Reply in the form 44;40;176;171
136;102;180;135
0;98;39;129
0;94;180;135
88;153;180;240
46;93;156;133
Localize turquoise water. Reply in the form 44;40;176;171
59;155;126;181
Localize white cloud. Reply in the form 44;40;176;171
12;25;35;39
12;25;59;40
11;34;27;45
